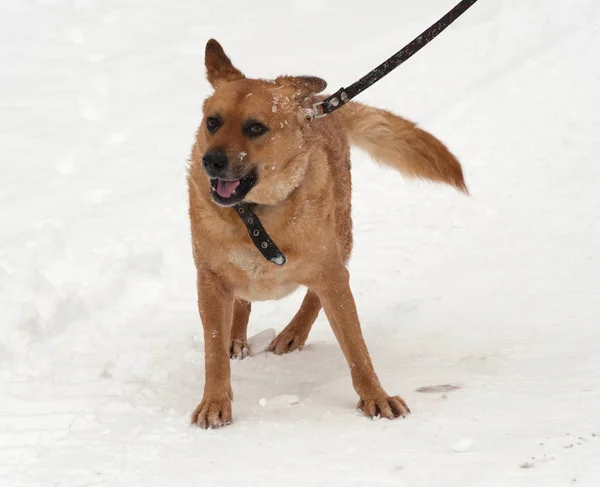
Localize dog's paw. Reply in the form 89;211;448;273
357;395;410;419
268;327;308;355
229;338;250;360
191;395;233;429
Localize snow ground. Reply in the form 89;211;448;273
1;0;600;485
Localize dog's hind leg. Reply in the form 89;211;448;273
269;290;321;354
230;298;251;359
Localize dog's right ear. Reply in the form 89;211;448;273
205;39;245;87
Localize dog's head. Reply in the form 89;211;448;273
195;39;327;207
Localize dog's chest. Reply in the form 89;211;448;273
228;246;298;301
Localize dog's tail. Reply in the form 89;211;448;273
338;101;468;193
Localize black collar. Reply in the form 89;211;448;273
234;203;287;266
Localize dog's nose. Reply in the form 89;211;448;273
202;150;228;176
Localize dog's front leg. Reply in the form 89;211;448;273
311;264;410;419
191;268;234;429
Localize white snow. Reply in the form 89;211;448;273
1;0;600;486
247;328;276;356
452;438;474;453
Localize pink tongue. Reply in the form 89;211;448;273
216;179;240;198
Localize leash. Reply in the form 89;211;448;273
237;0;479;265
310;0;479;119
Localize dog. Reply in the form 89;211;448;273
187;38;467;429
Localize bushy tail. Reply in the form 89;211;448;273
338;101;468;193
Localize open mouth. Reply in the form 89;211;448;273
210;172;257;206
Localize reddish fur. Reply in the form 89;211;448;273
187;39;467;428
338;101;468;193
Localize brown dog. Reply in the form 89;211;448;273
187;39;467;429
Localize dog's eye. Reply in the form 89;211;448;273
243;121;269;138
206;116;222;134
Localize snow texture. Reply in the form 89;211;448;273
247;328;276;356
1;0;600;486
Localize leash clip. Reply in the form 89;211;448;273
307;90;349;120
308;101;327;120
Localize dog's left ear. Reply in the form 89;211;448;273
205;38;245;87
275;75;327;99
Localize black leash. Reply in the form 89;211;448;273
237;0;479;265
310;0;479;118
